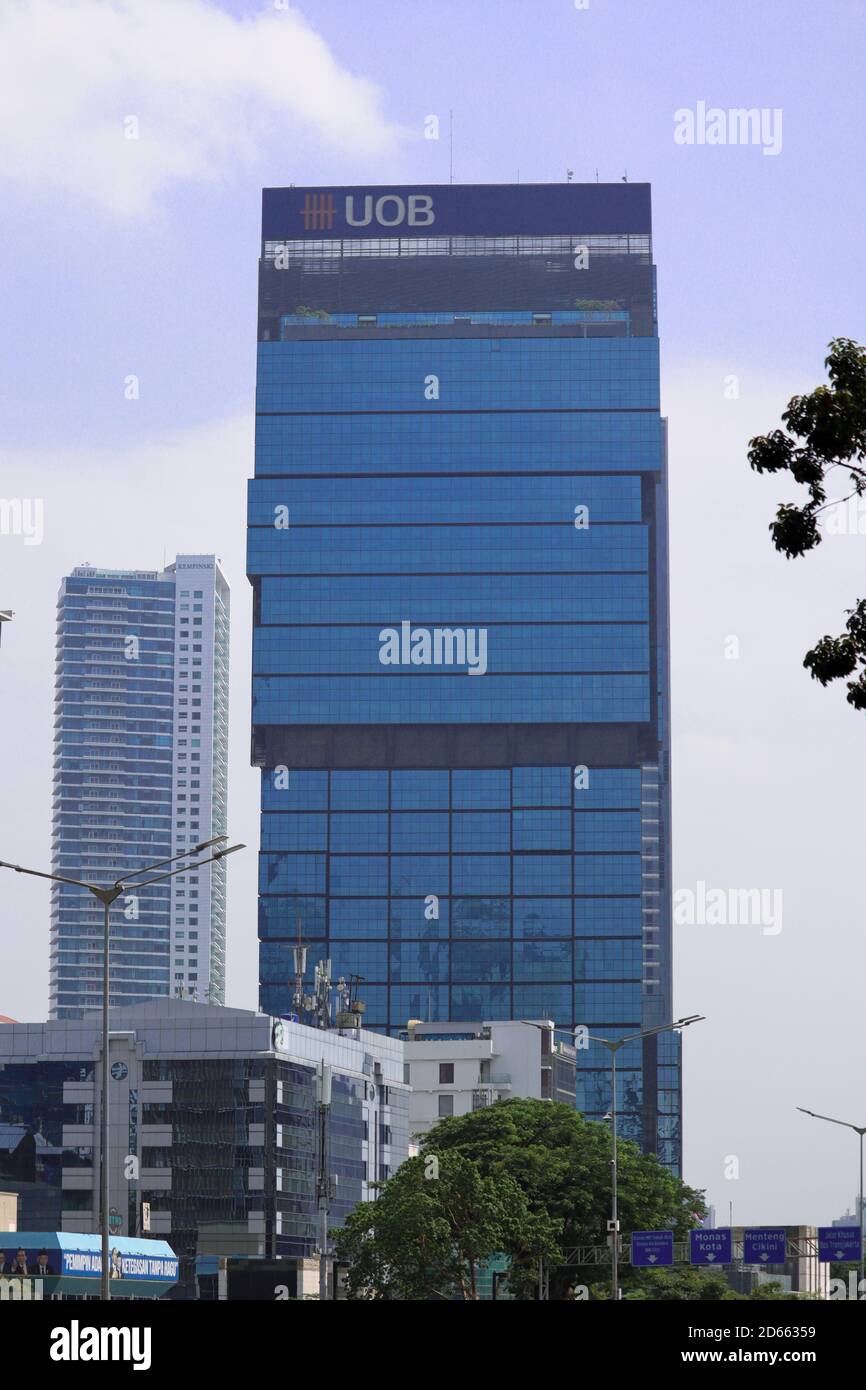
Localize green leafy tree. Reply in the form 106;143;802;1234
749;338;866;706
751;1280;811;1300
333;1149;556;1300
619;1270;811;1302
612;1267;744;1301
420;1098;705;1299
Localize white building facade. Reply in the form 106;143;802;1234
403;1018;576;1142
51;555;230;1016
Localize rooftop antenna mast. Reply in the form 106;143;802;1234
312;959;333;1029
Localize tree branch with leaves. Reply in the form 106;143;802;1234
333;1149;558;1301
749;337;866;707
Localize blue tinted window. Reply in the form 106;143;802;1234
514;941;572;980
513;854;571;895
574;855;641;894
390;856;450;896
330;771;389;809
261;769;328;810
390;985;448;1023
451;812;510;853
513;985;571;1022
451;942;510;982
391;771;450;809
573;899;642;935
262;941;327;983
512;767;571;807
451;985;510;1019
259;896;325;938
350;984;388;1027
255;408;662;478
250;473;642;525
329;899;388;938
329;942;387;980
259;854;325;894
452;855;510;895
574;769;642;809
451;770;510;809
390;943;449;983
577;1070;643;1112
573;811;641;852
575;938;642;979
390;897;448;939
329;813;389;853
514;898;571;938
330;856;388;896
575;1028;644;1067
574;983;642;1023
451;898;510;938
391;812;449;853
512;809;570;851
261;813;327;851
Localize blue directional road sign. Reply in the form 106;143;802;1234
743;1227;787;1265
689;1228;732;1266
818;1226;861;1262
631;1231;674;1267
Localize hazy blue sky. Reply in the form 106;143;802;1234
1;0;865;1229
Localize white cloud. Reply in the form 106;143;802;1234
0;0;401;214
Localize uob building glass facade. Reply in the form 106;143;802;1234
248;184;681;1171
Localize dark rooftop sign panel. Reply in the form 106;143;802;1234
262;184;652;240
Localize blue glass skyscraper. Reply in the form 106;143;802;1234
248;184;679;1169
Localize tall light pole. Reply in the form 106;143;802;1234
0;835;244;1299
520;1013;704;1301
316;1059;333;1301
588;1016;704;1302
797;1106;865;1291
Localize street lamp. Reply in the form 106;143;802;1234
0;835;244;1299
525;1014;705;1301
796;1106;865;1291
589;1016;704;1301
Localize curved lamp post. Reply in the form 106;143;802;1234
797;1106;865;1292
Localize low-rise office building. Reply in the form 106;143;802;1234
403;1018;576;1141
0;1000;408;1298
